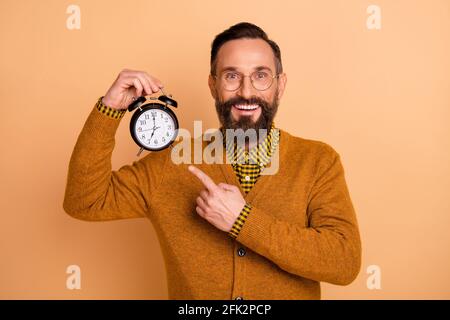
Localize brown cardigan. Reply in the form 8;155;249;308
63;104;362;300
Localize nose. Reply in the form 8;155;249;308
237;75;255;99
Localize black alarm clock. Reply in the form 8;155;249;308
127;89;179;156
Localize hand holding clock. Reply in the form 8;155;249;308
100;68;178;152
188;165;246;233
102;69;164;110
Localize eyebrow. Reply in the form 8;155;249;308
219;66;273;73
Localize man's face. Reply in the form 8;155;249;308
208;38;287;131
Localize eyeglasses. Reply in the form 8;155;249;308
214;69;280;91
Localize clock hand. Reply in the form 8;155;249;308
141;125;160;133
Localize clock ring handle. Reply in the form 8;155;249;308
127;96;146;112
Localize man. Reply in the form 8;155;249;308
63;22;361;300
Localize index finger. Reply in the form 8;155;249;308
188;165;218;192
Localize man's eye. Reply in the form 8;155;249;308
255;71;269;79
224;72;239;80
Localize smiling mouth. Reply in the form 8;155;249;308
232;104;260;111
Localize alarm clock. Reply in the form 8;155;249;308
127;90;179;156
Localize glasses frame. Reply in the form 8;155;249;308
213;69;280;92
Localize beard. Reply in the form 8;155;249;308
214;90;279;134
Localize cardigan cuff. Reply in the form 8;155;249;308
233;205;276;259
95;96;127;120
228;203;252;239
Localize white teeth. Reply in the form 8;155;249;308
234;104;259;111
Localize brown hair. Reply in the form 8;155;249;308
210;22;283;76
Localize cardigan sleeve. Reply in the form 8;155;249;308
234;149;362;286
63;98;167;221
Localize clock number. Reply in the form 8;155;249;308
151;111;157;118
145;114;150;120
141;134;145;139
154;140;158;145
140;120;146;125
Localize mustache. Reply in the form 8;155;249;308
215;92;279;132
220;96;271;111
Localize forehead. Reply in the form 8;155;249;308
215;38;276;73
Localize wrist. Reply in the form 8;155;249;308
101;96;122;110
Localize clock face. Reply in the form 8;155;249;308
131;105;178;151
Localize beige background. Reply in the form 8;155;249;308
0;0;449;299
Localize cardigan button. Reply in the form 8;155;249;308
237;247;246;257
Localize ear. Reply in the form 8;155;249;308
276;73;287;100
208;74;217;99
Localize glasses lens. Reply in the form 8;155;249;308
221;71;241;91
251;70;273;90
